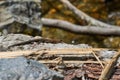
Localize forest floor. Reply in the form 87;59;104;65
0;34;120;80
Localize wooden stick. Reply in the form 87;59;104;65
0;50;35;58
0;48;111;58
0;49;92;56
92;51;104;68
44;48;108;51
99;51;120;80
57;55;93;57
38;60;106;64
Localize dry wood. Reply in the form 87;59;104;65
0;50;36;58
38;60;105;64
0;48;110;58
0;51;92;58
92;51;104;68
99;51;120;80
57;54;93;57
45;48;107;51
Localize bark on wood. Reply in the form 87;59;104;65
60;0;120;28
42;18;120;36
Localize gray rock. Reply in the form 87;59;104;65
0;57;63;80
99;50;116;60
0;0;42;30
0;34;92;51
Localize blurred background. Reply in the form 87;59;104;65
2;0;120;48
41;0;120;48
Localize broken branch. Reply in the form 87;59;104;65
42;18;120;36
60;0;120;28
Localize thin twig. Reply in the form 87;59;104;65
92;51;104;68
38;60;105;64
